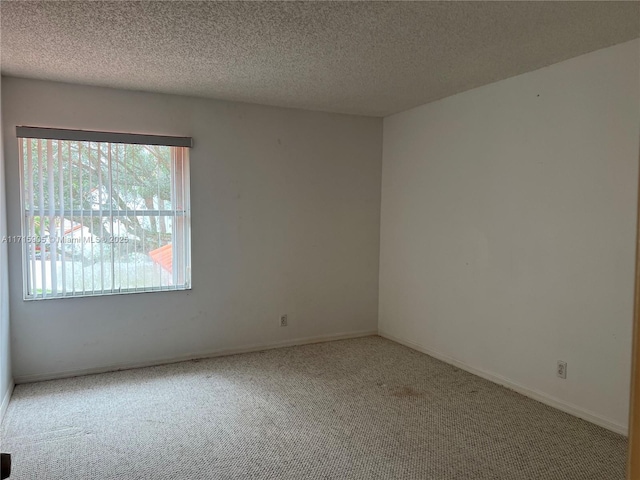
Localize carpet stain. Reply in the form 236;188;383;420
391;386;423;398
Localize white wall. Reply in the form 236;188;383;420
2;77;382;382
0;73;14;420
379;39;640;434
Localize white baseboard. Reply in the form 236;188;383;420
0;380;14;425
14;329;379;384
379;330;628;436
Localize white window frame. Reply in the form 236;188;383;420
17;127;193;300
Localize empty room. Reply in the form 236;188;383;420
1;1;640;479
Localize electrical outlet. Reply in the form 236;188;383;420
557;361;567;379
280;314;288;327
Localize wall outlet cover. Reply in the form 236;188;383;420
557;361;567;379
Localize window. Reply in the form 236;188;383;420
17;127;192;300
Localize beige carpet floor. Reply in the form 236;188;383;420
0;336;627;479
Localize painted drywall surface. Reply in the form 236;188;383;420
379;39;640;430
0;74;13;415
2;77;382;380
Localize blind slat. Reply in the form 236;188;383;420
97;143;105;294
68;142;75;296
26;141;36;295
89;143;95;295
37;140;46;299
47;140;57;295
58;140;66;295
108;145;115;292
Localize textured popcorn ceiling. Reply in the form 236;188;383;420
1;1;639;117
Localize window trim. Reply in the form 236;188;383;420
17;130;192;300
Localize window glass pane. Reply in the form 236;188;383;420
19;137;191;300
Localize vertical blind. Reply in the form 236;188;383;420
17;127;192;300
